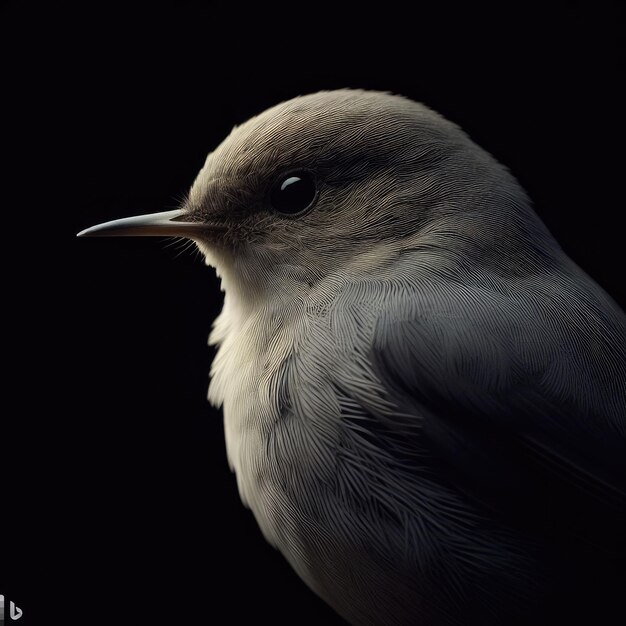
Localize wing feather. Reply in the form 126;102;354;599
367;260;626;553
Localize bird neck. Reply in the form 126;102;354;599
200;242;317;316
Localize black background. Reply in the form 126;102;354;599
2;1;624;624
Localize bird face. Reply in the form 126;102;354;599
78;90;510;302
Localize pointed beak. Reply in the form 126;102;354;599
77;209;214;238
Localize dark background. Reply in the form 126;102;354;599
2;1;624;624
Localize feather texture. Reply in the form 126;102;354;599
191;90;626;625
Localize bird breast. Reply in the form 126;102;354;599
205;273;535;626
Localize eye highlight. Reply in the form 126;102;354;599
270;171;317;216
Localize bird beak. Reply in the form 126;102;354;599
77;209;211;238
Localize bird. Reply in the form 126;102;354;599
78;90;626;626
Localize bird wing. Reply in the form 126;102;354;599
366;260;626;553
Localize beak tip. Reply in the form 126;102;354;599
76;225;99;237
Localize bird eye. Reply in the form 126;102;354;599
270;172;317;215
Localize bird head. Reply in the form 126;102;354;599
78;90;546;306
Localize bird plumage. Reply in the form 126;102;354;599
81;90;626;625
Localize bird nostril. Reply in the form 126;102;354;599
170;212;199;223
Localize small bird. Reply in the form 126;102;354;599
79;90;626;626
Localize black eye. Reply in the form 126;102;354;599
270;172;317;215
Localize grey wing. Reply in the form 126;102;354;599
368;264;626;555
